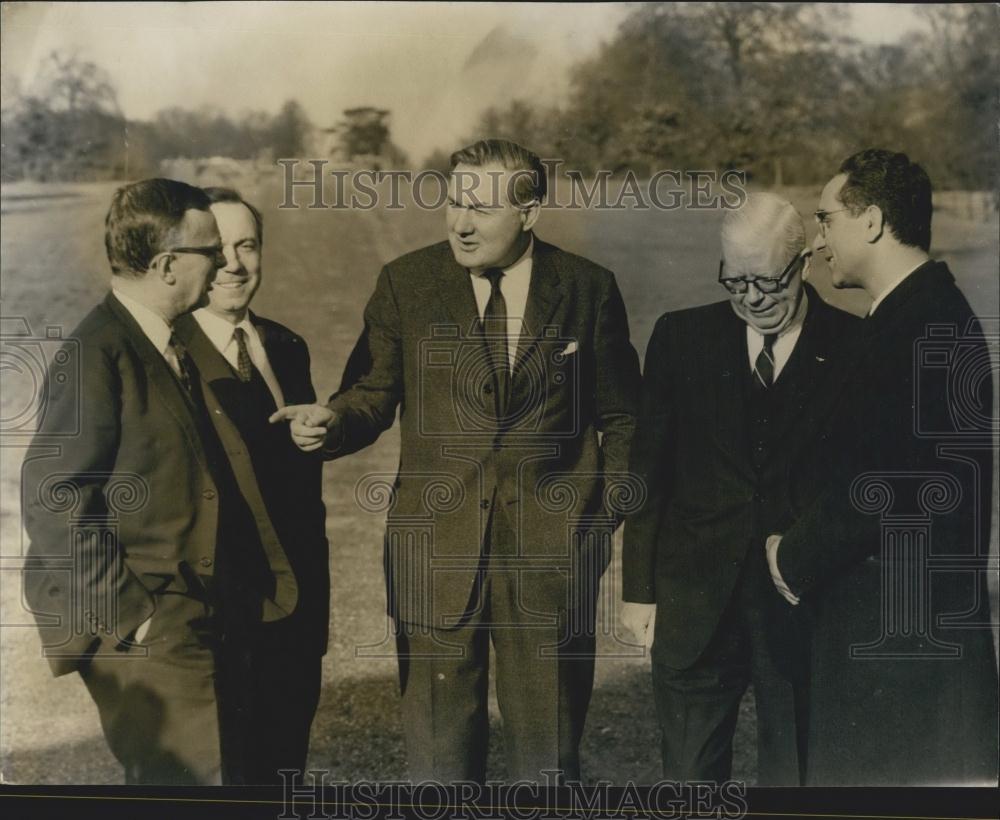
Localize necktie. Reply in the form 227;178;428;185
753;333;777;390
168;331;194;395
482;267;510;417
233;327;253;383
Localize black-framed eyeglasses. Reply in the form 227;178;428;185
718;251;808;295
167;244;225;261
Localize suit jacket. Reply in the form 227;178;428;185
22;293;297;677
175;311;330;655
776;262;999;785
622;285;859;670
327;238;641;628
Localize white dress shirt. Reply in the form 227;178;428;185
193;309;286;408
111;288;183;378
468;237;533;370
745;288;810;382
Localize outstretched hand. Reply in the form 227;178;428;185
269;404;338;452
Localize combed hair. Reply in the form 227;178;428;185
203;186;264;245
104;178;211;277
450;138;547;206
838;148;932;252
721;192;805;264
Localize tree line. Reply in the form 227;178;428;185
3;5;996;189
458;3;998;189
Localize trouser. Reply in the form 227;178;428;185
650;553;808;786
395;504;597;784
81;591;224;785
216;643;323;784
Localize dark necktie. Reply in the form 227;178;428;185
482;267;510;418
753;333;778;390
168;331;194;395
233;327;253;383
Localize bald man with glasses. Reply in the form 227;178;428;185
621;193;859;785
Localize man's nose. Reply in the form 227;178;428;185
811;230;827;254
221;246;242;272
452;208;474;235
745;282;767;304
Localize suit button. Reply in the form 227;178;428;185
480;499;491;510
203;489;216;500
199;557;213;568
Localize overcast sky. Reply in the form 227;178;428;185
2;2;933;162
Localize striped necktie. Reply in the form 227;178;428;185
753;333;777;390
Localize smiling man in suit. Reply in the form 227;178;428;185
768;149;998;784
173;187;329;783
621;193;859;785
272;138;641;783
22;179;297;784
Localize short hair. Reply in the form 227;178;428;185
450;138;547;206
721;192;805;265
105;178;211;277
203;186;264;245
837;149;932;252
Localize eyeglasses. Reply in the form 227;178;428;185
167;245;226;261
813;208;850;236
719;251;807;295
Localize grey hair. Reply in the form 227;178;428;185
721;192;805;263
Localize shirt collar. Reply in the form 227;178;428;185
193;308;253;350
868;262;926;316
470;235;534;281
111;288;173;355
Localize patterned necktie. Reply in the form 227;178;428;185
168;331;193;395
482;267;510;417
233;327;253;383
753;333;778;390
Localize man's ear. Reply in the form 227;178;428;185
520;199;541;233
864;204;885;244
801;253;812;282
149;251;175;285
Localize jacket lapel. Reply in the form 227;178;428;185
103;294;208;471
712;308;754;475
434;248;483;339
512;240;564;380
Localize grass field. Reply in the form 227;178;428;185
1;174;997;784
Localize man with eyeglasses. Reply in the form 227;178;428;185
766;149;998;785
21;178;298;784
622;192;858;785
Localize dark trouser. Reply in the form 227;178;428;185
81;591;224;785
217;644;323;784
650;554;808;786
395;504;596;784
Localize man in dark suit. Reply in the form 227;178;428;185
174;186;328;782
622;193;859;785
273;139;641;782
21;179;297;784
769;149;998;785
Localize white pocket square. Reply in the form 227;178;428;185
560;341;578;356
